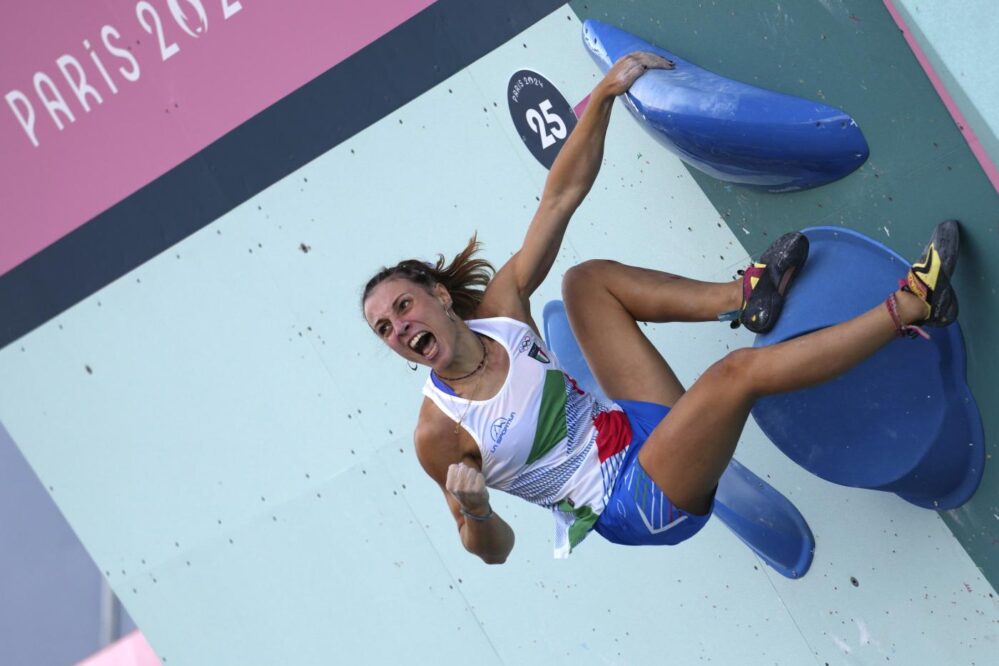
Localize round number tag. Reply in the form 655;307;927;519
507;70;577;170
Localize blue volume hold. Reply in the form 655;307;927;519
582;20;870;192
751;227;985;509
543;300;814;578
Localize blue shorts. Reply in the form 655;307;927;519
593;400;714;547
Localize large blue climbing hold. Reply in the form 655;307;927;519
751;227;985;509
581;20;869;192
543;300;814;578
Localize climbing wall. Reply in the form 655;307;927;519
571;0;999;588
1;2;995;664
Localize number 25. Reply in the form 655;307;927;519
526;99;567;149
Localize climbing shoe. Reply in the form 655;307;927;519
735;231;809;334
902;219;960;327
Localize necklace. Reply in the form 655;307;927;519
436;334;488;382
443;335;489;436
453;367;486;435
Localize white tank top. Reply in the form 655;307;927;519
422;317;630;558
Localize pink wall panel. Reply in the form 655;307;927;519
0;0;435;277
76;631;159;666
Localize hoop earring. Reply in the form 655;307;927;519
407;361;419;371
445;305;456;322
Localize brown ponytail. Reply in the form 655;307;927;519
362;234;495;320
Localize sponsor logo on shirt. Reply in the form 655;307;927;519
490;412;516;447
519;334;533;352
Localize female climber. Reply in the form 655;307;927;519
361;52;960;562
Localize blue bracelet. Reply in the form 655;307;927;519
460;507;494;522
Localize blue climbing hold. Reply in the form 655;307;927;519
713;459;814;579
581;20;869;192
543;300;814;578
542;300;608;403
751;227;985;509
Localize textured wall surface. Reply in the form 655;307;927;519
1;3;997;664
890;0;999;187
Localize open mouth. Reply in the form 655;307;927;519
408;331;438;359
